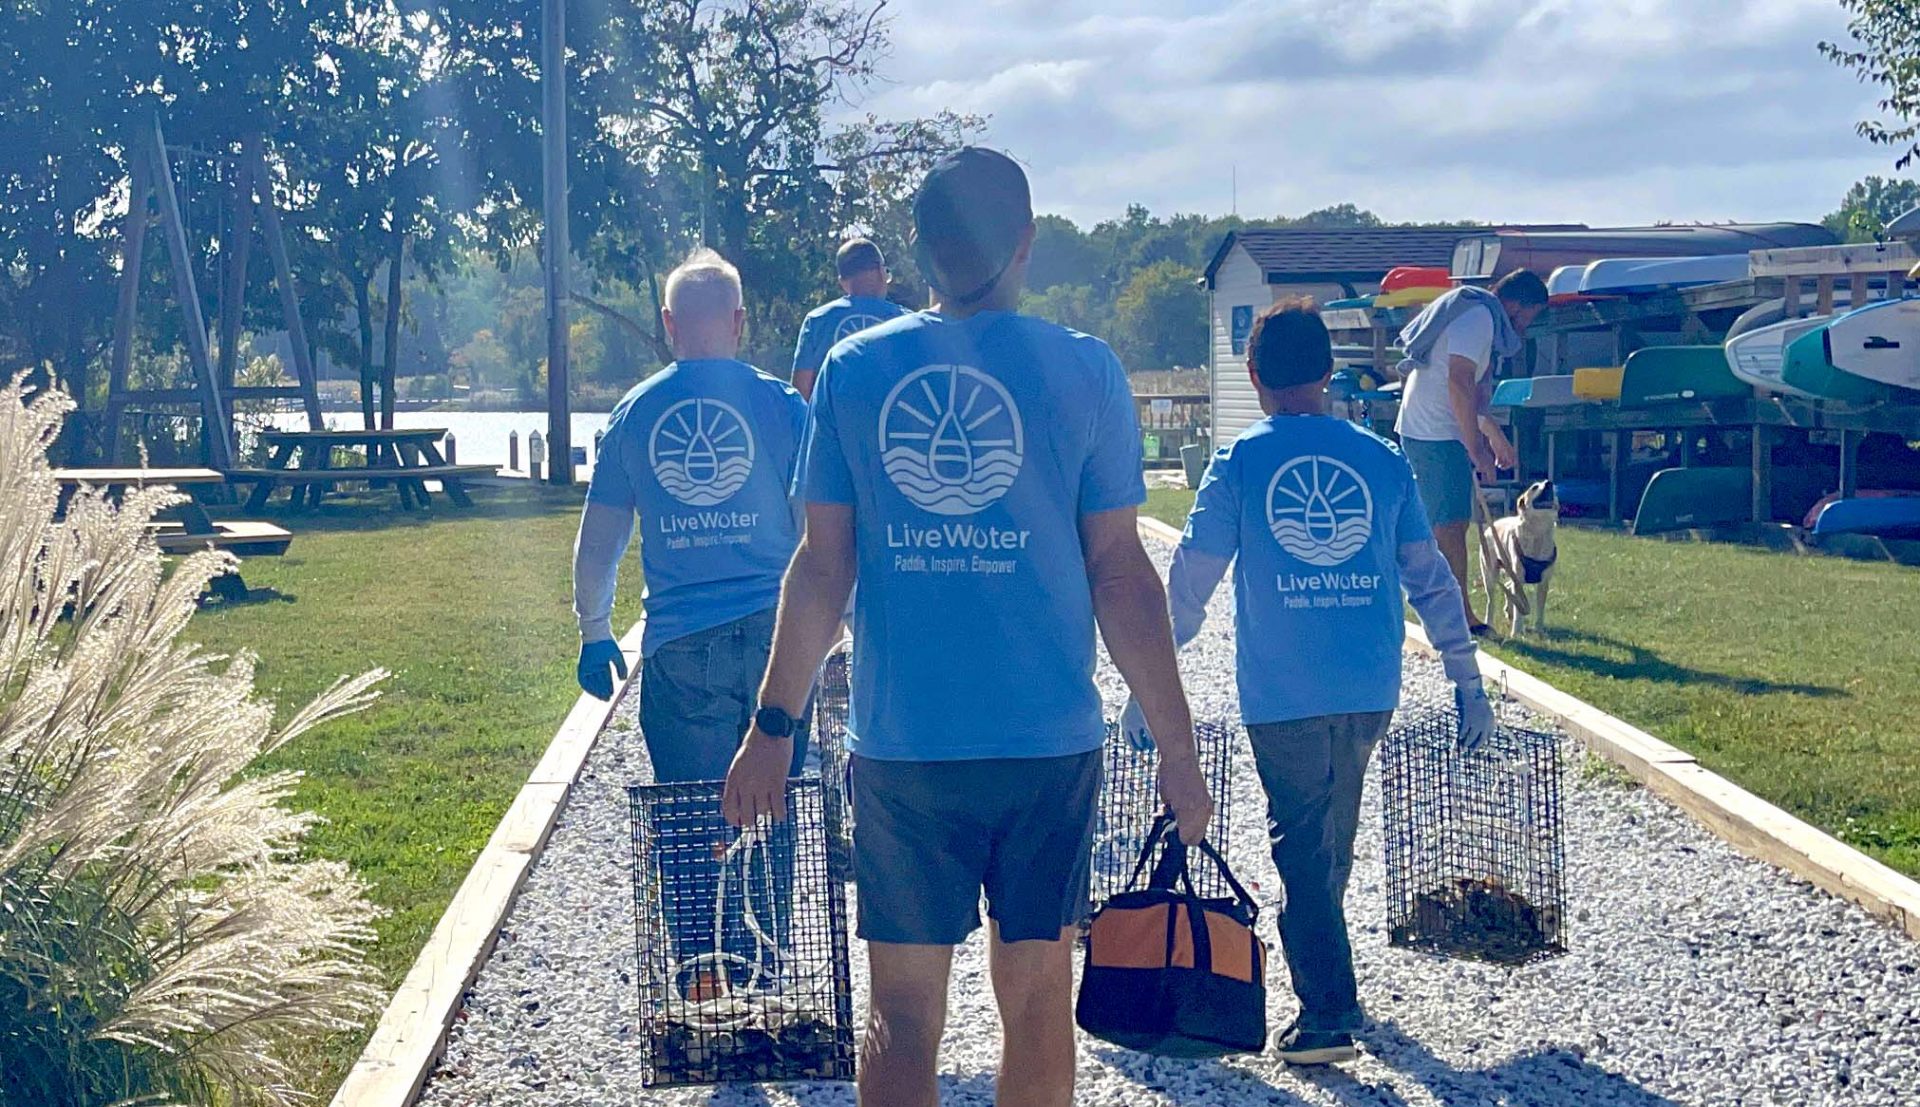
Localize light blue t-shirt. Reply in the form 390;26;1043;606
1182;414;1432;725
792;295;909;380
804;310;1147;761
587;359;809;656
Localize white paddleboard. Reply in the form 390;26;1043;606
1818;298;1920;390
1546;265;1585;298
1724;314;1830;400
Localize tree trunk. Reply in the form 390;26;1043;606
381;226;404;430
353;272;376;431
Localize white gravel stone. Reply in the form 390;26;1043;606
418;539;1920;1106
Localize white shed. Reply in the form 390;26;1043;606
1202;227;1481;443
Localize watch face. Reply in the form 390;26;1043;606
756;705;794;738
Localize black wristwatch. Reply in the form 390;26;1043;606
754;704;798;739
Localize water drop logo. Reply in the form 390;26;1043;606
832;312;885;343
878;364;1024;516
648;397;756;506
1266;455;1373;566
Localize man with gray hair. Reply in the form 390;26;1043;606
572;248;811;987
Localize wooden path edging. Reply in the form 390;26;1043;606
1135;514;1920;940
329;621;644;1107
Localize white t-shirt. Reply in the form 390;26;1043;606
1395;306;1494;443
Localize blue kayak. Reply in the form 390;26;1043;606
1811;497;1920;538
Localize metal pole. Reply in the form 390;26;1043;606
542;0;574;484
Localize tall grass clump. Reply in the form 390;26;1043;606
0;379;387;1106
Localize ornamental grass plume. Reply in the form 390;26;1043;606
0;379;388;1106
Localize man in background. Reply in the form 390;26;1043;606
1392;270;1549;632
790;237;908;400
724;148;1214;1107
572;248;810;987
1126;299;1494;1065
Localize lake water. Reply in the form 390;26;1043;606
268;410;615;478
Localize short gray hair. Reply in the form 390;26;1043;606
664;247;743;319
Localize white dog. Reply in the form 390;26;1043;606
1482;479;1560;636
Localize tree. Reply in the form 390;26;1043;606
1021;283;1111;338
1823;1;1920;167
1112;261;1207;371
1822;175;1920;240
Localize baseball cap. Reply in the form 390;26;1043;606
912;148;1033;306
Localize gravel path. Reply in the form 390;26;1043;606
418;541;1920;1107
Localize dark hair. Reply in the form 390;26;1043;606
836;238;885;278
1247;298;1333;390
1493;268;1549;308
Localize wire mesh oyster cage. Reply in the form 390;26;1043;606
628;778;856;1087
1380;692;1568;965
813;645;852;882
1089;719;1239;913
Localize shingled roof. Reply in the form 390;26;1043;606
1202;226;1486;287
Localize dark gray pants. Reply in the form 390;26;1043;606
1248;710;1393;1033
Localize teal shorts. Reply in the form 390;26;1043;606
1401;437;1474;527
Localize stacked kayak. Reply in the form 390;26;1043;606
1374;266;1451;308
1572;366;1625;400
1491;375;1585;408
1632;468;1752;535
1797;298;1920;392
1618;346;1749;406
1810;495;1920;538
1577;254;1750;295
1725;314;1830;400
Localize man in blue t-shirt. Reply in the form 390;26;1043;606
723;149;1214;1107
790;238;908;400
1125;300;1494;1067
572;248;810;984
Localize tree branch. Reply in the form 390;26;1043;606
572;291;669;364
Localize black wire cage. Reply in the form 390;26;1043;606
813;645;853;882
1380;693;1568;965
628;778;856;1087
1090;719;1239;912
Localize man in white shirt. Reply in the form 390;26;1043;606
1393;270;1548;632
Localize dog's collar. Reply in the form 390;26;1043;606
1519;547;1558;584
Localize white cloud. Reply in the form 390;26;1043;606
835;0;1898;228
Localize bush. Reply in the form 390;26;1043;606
0;378;387;1106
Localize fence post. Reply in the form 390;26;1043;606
508;430;520;473
443;432;457;465
530;429;546;483
593;428;605;461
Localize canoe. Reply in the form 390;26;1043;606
1547;265;1584;298
1618;346;1749;406
1572;366;1625;400
1812;298;1920;391
1725;314;1831;400
1631;467;1752;534
1810;496;1920;538
1324;295;1375;311
1381;266;1451;293
1578;254;1750;295
1491;375;1584;408
1781;326;1904;403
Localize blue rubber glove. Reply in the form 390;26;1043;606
1455;676;1495;752
577;639;629;701
1121;696;1155;751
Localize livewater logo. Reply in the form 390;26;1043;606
1265;455;1373;567
879;364;1024;517
649;397;755;507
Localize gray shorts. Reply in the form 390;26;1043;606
1402;436;1474;526
849;750;1100;945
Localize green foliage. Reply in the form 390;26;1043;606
1821;175;1920;240
1113;261;1207;370
1824;1;1920;168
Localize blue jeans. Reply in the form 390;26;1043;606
1247;710;1393;1033
640;607;811;980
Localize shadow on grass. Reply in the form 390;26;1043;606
1493;627;1846;700
1094;1017;1680;1105
205;482;584;538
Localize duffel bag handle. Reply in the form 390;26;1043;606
1122;811;1177;893
1189;835;1260;923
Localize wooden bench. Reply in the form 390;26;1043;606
225;464;499;511
150;520;295;557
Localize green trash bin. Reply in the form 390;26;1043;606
1142;432;1161;461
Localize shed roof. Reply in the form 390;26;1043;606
1202;227;1483;287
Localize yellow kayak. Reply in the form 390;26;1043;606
1572;366;1624;400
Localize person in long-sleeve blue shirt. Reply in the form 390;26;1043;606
1126;299;1494;1067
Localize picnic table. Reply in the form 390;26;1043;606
225;427;496;511
52;467;294;600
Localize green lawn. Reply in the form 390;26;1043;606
184;483;639;1094
1143;489;1920;878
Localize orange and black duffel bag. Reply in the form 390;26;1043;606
1075;813;1267;1058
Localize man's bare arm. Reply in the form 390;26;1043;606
1447;354;1495;480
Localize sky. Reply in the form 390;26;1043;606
833;0;1901;230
